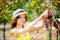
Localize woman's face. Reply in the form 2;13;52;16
17;14;26;26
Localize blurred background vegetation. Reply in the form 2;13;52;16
0;0;60;40
0;0;60;24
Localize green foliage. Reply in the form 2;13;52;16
0;0;60;24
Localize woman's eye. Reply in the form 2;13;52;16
19;17;25;19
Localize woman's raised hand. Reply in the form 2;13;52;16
39;9;48;20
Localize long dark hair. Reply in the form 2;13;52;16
11;14;27;29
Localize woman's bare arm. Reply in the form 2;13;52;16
25;18;44;32
17;13;45;33
25;10;48;32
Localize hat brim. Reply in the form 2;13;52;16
12;12;27;20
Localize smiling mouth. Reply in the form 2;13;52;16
21;21;25;23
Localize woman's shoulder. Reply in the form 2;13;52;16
10;28;20;37
10;28;16;34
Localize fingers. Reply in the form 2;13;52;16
40;9;48;18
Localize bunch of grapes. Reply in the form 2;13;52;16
44;10;53;30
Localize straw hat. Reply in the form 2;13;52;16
12;9;27;19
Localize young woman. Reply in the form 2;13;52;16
10;9;51;40
10;9;31;40
10;9;47;40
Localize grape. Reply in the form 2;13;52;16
44;19;49;29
